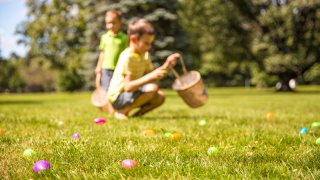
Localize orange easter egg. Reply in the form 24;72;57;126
266;112;274;120
170;133;181;140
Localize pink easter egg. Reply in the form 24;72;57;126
94;118;106;124
121;159;138;170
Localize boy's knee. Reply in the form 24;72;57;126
144;83;159;93
156;91;165;105
159;95;165;105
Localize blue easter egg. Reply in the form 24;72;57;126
299;127;308;134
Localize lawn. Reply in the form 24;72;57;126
1;86;320;179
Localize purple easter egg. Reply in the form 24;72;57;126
72;133;80;139
94;118;106;124
33;160;50;173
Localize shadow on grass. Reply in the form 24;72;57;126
0;100;43;105
134;114;227;121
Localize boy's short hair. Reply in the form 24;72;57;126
127;19;155;39
106;9;122;20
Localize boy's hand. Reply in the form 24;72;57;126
150;68;166;80
165;53;181;69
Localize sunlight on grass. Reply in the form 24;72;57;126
1;87;320;178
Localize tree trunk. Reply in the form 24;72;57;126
276;75;294;92
277;81;293;92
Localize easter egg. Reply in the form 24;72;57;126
94;118;106;124
170;133;181;140
315;138;320;145
143;129;155;136
311;122;320;128
164;132;172;137
162;69;167;75
266;112;274;120
246;152;253;157
23;149;36;158
207;146;219;156
57;121;63;126
72;133;80;139
121;159;138;170
199;119;207;126
299;127;308;134
0;128;3;135
33;160;50;173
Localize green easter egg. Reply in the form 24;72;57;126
315;138;320;145
199;119;207;126
311;122;320;128
207;146;219;156
164;132;172;137
23;149;36;157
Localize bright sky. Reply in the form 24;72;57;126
0;0;27;58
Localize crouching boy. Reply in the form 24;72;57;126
107;19;181;119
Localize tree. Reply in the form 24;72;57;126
180;0;320;91
17;0;86;91
0;55;24;92
252;0;320;91
179;0;255;86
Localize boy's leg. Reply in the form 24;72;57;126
132;90;165;117
100;102;115;113
115;84;159;117
100;69;114;113
101;69;113;91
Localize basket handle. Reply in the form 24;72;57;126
170;57;188;78
170;57;188;85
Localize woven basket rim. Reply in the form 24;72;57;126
91;88;109;107
172;71;201;91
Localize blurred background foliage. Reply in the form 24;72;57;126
0;0;320;92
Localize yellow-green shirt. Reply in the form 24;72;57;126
99;31;128;70
107;48;154;103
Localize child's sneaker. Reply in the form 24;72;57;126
114;112;128;120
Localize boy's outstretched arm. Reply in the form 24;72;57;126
95;52;104;74
123;69;165;92
123;53;181;92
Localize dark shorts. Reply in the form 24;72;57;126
112;84;148;110
101;69;113;91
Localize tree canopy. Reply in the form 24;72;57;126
180;0;320;90
1;0;318;92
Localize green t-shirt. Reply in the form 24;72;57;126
99;31;128;70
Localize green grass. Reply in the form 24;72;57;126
1;86;320;179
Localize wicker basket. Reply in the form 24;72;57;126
91;73;112;112
171;58;208;108
91;88;108;106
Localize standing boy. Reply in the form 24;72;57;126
107;19;181;119
95;9;128;91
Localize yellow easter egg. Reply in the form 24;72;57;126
143;129;155;136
